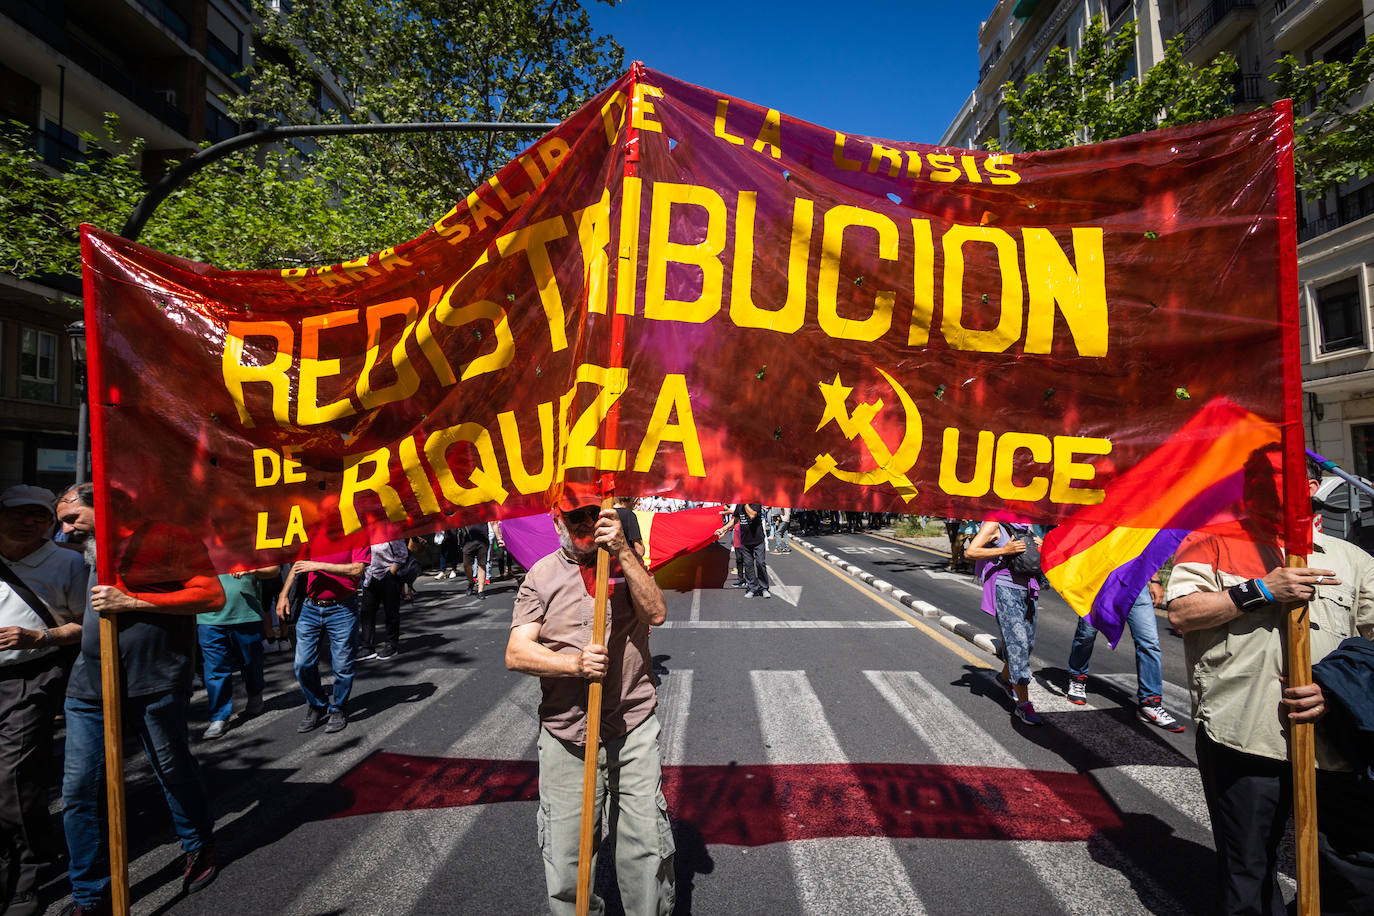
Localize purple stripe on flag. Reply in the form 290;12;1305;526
1082;469;1245;645
1087;529;1188;646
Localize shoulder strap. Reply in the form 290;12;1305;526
0;555;60;628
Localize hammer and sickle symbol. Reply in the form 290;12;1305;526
803;369;921;502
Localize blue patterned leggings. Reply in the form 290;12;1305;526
994;582;1037;686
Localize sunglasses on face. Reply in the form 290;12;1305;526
562;506;600;526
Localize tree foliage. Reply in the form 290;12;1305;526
1272;35;1374;197
990;17;1239;153
0;0;622;278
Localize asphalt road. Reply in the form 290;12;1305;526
39;536;1237;916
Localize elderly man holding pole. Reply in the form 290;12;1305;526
55;484;224;915
1167;451;1374;915
505;487;673;916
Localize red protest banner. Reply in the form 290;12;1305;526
81;66;1297;578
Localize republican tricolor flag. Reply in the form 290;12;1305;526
1041;399;1280;645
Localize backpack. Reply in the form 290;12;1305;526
1002;524;1041;577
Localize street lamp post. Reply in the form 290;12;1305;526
65;318;87;485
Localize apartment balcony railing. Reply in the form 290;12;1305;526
1299;188;1374;243
1181;0;1256;48
3;0;190;136
134;0;189;41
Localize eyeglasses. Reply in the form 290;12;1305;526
562;506;600;526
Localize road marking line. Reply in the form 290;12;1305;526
281;678;541;915
657;669;693;765
763;564;802;605
689;565;702;622
752;671;928;916
867;670;1189;916
129;668;476;905
793;546;993;669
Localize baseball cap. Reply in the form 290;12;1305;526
553;480;604;513
0;485;56;514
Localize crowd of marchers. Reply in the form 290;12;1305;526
0;471;1370;916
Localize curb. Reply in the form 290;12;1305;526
792;535;1004;661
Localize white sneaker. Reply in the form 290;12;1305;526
1067;677;1087;705
203;720;229;740
1138;702;1186;732
434;570;447;579
760;589;772;599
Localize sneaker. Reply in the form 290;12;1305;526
245;693;265;718
1067;676;1088;705
376;643;397;661
1014;701;1045;726
466;584;475;596
1138;699;1186;733
743;590;757;598
478;591;487;600
296;707;326;733
182;844;218;893
433;570;447;579
355;647;379;662
760;589;772;599
325;709;348;734
202;720;229;740
994;674;1017;701
447;570;458;580
58;900;108;916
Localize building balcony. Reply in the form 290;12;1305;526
133;0;189;42
1299;186;1374;243
1273;0;1360;54
2;0;191;136
1180;0;1258;65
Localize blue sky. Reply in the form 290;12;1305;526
586;1;992;145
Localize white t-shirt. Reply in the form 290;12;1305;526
0;540;88;667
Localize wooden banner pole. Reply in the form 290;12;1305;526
1285;554;1320;916
575;495;615;916
99;616;130;915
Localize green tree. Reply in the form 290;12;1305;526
1272;35;1374;196
0;0;622;277
989;17;1239;153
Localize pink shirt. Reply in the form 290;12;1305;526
306;547;370;601
511;549;656;745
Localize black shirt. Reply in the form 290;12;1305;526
615;507;643;547
734;505;765;547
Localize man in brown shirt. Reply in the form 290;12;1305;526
506;487;673;916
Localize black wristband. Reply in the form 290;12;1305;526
1228;579;1270;612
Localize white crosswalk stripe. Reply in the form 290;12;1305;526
656;669;693;766
866;669;1191;915
279;678;541;915
751;671;928;916
126;668;475;910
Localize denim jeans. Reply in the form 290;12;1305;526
62;689;212;907
994;582;1037;686
198;622;266;723
1066;586;1163;704
293;597;358;713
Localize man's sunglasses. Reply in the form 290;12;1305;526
562;506;600;526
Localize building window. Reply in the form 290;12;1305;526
1353;423;1374;481
1314;275;1365;355
1107;0;1132;24
19;328;57;403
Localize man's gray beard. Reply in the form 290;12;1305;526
83;537;97;569
554;517;596;562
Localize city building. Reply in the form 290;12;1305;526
0;0;254;491
945;0;1374;501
